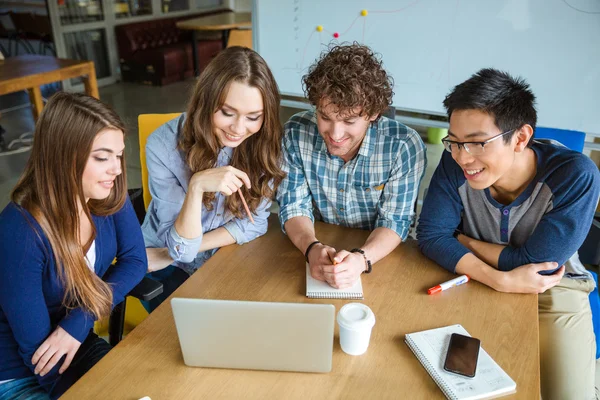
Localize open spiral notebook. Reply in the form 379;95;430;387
405;324;516;400
305;263;364;299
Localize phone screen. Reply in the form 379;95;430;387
443;333;481;378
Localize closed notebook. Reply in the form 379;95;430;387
405;324;516;400
305;263;363;299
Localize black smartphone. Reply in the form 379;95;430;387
443;333;481;378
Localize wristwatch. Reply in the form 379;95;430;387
350;248;372;274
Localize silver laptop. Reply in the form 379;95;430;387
171;298;335;373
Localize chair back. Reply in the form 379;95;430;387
534;126;586;153
0;12;15;35
138;113;182;210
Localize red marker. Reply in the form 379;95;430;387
427;275;470;295
333;32;339;38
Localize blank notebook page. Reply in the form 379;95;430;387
305;263;364;300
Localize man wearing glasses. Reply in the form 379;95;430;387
417;68;599;399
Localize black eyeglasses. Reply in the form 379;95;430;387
441;129;516;155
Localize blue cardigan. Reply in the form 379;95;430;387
0;198;147;392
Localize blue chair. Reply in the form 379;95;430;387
589;272;600;359
533;126;586;153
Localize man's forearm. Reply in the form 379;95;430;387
455;252;506;291
457;234;505;269
284;216;318;254
360;227;402;266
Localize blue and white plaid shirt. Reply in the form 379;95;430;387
276;110;427;240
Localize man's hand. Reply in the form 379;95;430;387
32;326;82;376
307;243;336;282
321;250;365;289
498;262;565;294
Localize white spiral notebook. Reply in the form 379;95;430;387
405;324;516;400
305;263;364;299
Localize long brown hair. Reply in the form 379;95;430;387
180;46;285;218
11;92;127;320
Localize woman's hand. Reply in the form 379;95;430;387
146;247;173;273
189;166;250;196
32;326;82;376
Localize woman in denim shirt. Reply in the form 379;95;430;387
141;47;285;310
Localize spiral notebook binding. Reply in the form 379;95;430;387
405;336;456;400
307;292;363;299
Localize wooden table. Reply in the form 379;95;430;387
0;55;99;120
176;12;251;75
63;218;540;399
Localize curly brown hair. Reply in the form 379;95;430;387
303;42;393;118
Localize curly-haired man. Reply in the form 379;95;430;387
276;43;427;289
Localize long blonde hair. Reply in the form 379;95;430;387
180;46;285;218
11;92;127;320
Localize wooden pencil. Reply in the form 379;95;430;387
237;188;255;224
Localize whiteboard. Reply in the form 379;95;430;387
253;0;600;134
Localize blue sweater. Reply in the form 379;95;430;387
0;198;147;392
417;141;600;279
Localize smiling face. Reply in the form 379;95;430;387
82;128;125;201
316;99;378;162
447;109;523;190
213;81;264;148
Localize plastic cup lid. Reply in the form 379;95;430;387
337;303;375;330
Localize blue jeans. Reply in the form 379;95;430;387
0;332;111;400
0;377;49;400
142;265;191;313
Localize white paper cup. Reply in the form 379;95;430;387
337;303;375;355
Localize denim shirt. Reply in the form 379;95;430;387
141;113;271;274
